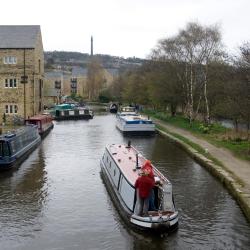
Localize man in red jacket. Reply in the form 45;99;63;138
134;169;155;216
141;160;154;178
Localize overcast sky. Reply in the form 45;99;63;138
0;0;249;58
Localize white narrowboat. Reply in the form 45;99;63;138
116;115;155;136
100;143;178;233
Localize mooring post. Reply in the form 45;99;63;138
136;153;140;169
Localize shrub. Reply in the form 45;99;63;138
199;124;210;134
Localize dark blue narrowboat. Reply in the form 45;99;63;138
0;125;41;171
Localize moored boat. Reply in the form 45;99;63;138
100;143;178;233
0;125;41;171
53;105;94;121
25;114;54;138
109;103;118;113
117;106;137;117
116;114;155;136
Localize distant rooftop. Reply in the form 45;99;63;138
45;71;64;78
0;25;41;49
72;66;88;76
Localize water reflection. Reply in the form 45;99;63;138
0;114;249;250
0;145;48;248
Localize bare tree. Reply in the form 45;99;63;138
87;57;105;100
152;22;223;124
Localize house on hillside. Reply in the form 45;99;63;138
0;25;44;125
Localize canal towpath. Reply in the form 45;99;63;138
153;118;250;221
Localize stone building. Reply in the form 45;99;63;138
44;71;71;107
0;25;44;125
44;66;88;107
43;65;118;106
70;66;88;97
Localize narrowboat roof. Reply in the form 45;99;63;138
107;144;166;186
26;114;52;121
55;104;75;110
120;115;152;122
0;125;38;141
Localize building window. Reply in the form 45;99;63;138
39;102;42;112
39;79;42;98
38;59;41;73
55;80;61;89
71;78;77;83
5;104;18;114
14;105;18;113
4;78;18;88
3;56;17;64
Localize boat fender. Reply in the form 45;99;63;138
162;184;174;211
126;140;131;148
135;153;140;169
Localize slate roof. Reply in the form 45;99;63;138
0;25;41;48
71;66;88;76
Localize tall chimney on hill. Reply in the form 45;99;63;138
91;36;93;56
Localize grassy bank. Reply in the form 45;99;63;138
144;110;250;161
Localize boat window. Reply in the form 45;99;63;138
109;162;111;168
119;175;135;211
10;141;16;154
0;142;2;157
17;137;23;149
28;120;37;126
0;141;10;157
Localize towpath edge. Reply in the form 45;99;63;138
153;118;250;222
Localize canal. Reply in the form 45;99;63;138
0;113;250;250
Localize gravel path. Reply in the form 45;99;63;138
155;119;250;193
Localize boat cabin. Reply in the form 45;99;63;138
0;125;41;170
118;106;137;116
25;114;53;137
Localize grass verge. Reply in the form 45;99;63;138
144;110;250;161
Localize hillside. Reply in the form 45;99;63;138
44;51;145;73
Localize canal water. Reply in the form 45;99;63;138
0;113;250;250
